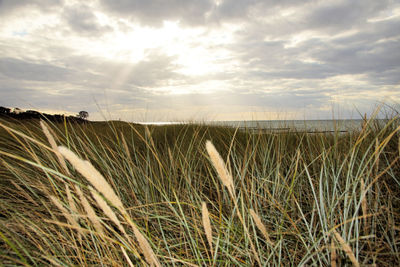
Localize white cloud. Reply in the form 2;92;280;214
0;0;399;121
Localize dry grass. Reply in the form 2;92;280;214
77;188;105;236
206;140;261;266
249;208;273;246
205;140;234;198
201;201;213;256
130;222;161;267
331;237;337;267
0;114;399;266
332;229;360;267
40;120;70;175
89;186;126;236
58;146;124;211
48;195;83;237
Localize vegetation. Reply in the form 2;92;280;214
0;106;87;123
0;113;399;266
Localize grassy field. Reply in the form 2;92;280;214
0;115;399;266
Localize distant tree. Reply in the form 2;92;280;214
78;111;89;120
0;106;11;114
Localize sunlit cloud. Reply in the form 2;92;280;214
0;0;399;121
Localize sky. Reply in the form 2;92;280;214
0;0;399;122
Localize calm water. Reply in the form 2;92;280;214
142;119;389;132
211;119;367;132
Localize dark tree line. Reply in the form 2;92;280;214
0;107;88;123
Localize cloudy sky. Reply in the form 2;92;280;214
0;0;399;121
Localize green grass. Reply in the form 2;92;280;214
0;115;399;266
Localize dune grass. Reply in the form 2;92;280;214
0;114;399;266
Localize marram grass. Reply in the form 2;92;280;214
0;115;399;266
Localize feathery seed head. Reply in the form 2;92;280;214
131;223;161;267
205;141;234;196
333;229;360;267
49;195;83;236
201;202;213;255
58;146;124;211
90;187;126;235
40;121;70;174
250;209;273;245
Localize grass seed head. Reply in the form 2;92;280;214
333;229;360;267
66;184;78;218
331;236;337;267
78;191;104;236
131;223;161;267
250;209;273;245
49;195;83;237
90;187;126;235
58;146;125;212
206;140;234;197
201;202;213;255
40;120;70;175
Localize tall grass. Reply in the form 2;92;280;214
0;114;399;266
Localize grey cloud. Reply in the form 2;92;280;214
119;53;182;87
63;4;113;35
1;0;398;120
0;56;109;93
98;0;214;26
64;52;184;88
0;51;187;113
0;0;63;15
85;49;194;88
223;6;400;84
212;0;257;21
216;0;398;40
304;0;392;31
333;18;400;47
0;58;74;82
211;0;305;22
142;89;329;111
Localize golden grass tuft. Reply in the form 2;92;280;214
58;146;124;211
205;140;234;197
120;134;132;162
201;202;213;255
121;246;135;267
58;146;159;266
66;184;78;220
130;222;161;267
75;187;104;236
206;140;261;266
332;229;360;267
40;120;70;175
49;195;83;237
89;187;126;236
331;236;337;267
250;208;273;246
360;178;368;233
375;138;380;175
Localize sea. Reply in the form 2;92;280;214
211;119;367;133
142;119;387;133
